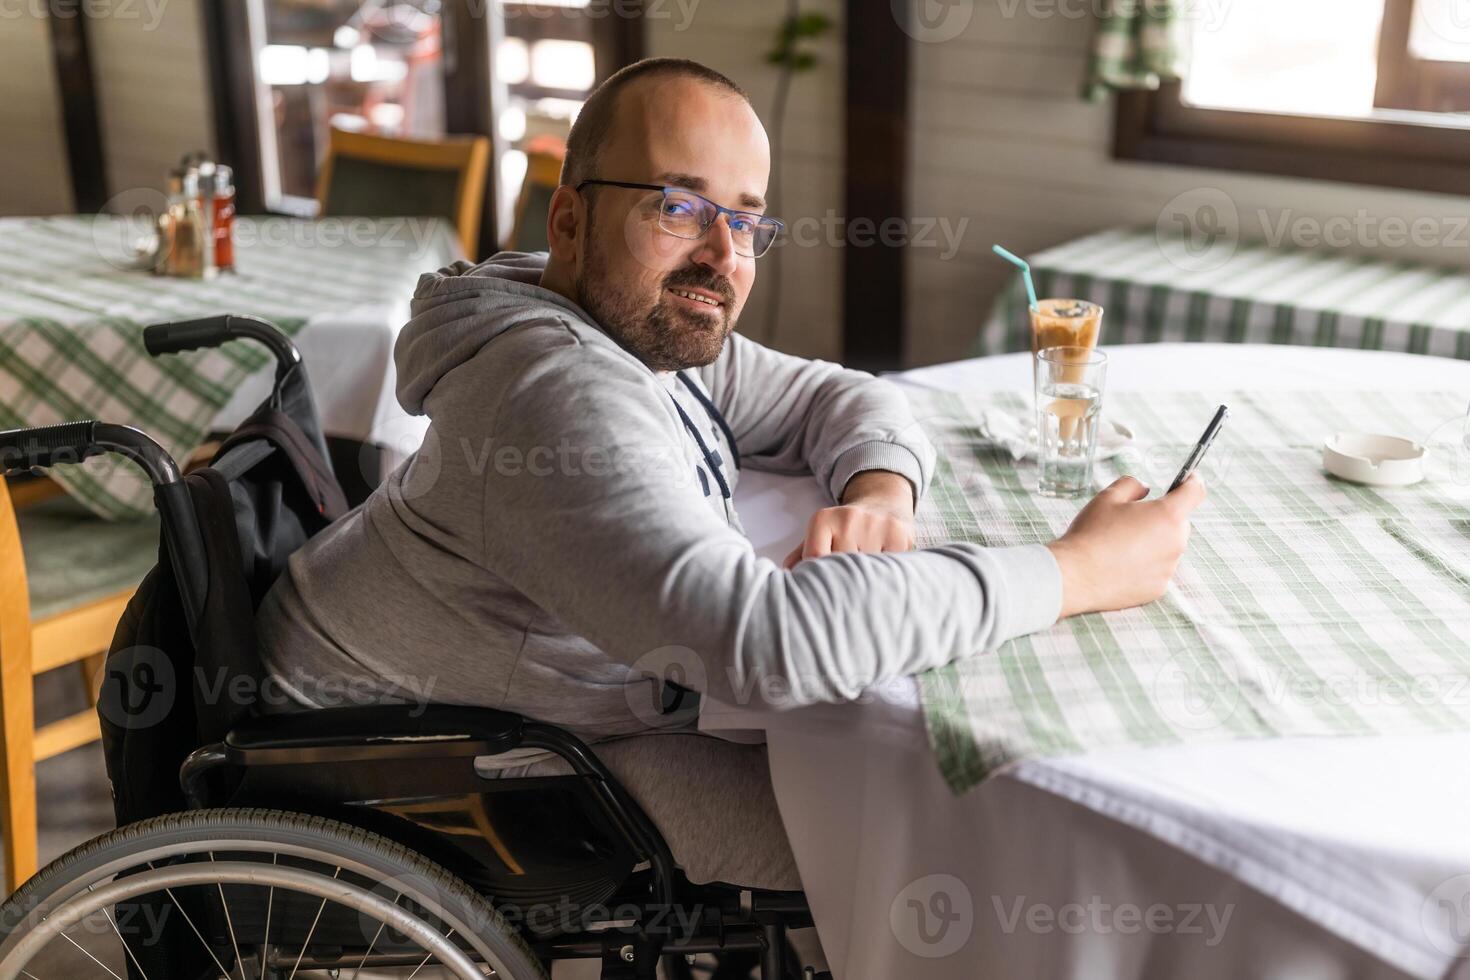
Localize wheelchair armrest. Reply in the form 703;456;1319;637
221;704;525;764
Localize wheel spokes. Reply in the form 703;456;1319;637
346;890;399;980
95;894;150;980
403;927;456;980
56;929;123;980
9;847;500;980
284;867;340;980
143;861;236;980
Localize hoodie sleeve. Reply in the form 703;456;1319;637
480;337;1061;709
695;333;937;504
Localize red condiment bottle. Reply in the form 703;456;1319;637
212;165;236;272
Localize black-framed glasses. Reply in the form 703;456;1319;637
576;179;784;258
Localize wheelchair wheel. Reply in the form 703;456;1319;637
0;808;545;980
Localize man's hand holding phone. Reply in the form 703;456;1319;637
1046;404;1224;619
1047;475;1205;619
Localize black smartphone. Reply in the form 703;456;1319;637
1168;405;1229;493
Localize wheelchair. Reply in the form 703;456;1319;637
0;316;821;980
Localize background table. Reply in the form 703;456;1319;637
0;215;458;517
978;228;1470;360
707;344;1470;980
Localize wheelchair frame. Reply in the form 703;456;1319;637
0;315;820;980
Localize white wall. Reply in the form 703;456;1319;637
12;0;1468;366
0;10;74;215
87;0;216;203
646;0;845;361
905;2;1470;367
0;1;214;218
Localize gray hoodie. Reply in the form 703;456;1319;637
257;252;1062;739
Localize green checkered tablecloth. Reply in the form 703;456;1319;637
0;215;460;519
910;385;1470;794
978;227;1470;360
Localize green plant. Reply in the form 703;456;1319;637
766;11;833;72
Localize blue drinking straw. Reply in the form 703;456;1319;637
992;244;1039;313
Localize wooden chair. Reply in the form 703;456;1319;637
506;140;566;254
0;478;157;893
316;128;491;260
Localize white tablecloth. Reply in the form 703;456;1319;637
213;301;430;467
705;344;1470;980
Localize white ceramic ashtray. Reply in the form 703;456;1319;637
1322;432;1427;487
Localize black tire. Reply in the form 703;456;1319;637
0;807;546;980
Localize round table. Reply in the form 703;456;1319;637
710;344;1470;980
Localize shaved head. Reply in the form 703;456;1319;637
539;59;771;372
561;58;751;191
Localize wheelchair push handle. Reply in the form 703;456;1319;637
144;314;301;382
0;420;183;486
0;421;105;473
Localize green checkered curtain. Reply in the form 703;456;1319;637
1084;0;1183;100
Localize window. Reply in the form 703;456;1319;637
206;0;641;245
252;0;448;213
1377;0;1470;112
1181;0;1387;117
1114;0;1470;195
491;1;603;244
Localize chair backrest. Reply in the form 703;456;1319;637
316;128;490;259
0;479;32;667
0;478;38;888
507;144;565;253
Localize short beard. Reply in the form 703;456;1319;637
575;216;737;373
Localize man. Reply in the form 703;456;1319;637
258;58;1204;892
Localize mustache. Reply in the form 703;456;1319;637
661;267;736;307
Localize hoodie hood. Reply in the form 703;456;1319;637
394;251;598;415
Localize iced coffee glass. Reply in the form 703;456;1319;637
1030;299;1103;371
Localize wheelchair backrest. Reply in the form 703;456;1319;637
101;347;349;827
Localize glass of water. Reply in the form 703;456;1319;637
1035;346;1108;498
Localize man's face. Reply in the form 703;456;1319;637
573;76;770;372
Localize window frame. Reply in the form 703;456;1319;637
201;0;643;248
1374;0;1470;112
1113;0;1470;196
